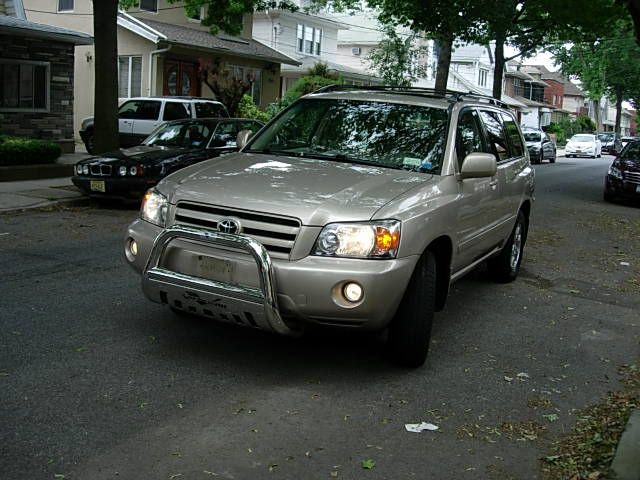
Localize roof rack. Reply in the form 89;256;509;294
311;84;509;109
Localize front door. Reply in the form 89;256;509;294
164;60;200;97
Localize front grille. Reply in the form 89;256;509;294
174;202;300;258
90;164;112;176
624;171;640;184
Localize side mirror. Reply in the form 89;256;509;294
236;130;253;150
460;152;497;179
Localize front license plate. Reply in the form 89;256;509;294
198;255;234;282
90;180;106;192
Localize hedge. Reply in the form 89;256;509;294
0;136;62;166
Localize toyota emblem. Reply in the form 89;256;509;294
217;218;241;234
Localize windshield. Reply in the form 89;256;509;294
523;132;541;142
246;98;449;174
598;133;613;141
572;135;595;143
144;121;213;148
621;142;640;162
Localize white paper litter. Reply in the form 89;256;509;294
404;422;439;433
620;262;630;266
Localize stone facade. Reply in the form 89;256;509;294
0;34;76;152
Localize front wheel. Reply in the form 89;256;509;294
488;211;527;283
550;150;556;163
386;251;437;368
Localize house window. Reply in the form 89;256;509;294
187;6;204;21
58;0;74;11
118;56;142;98
228;65;262;106
296;24;322;56
478;68;488;87
0;60;49;111
139;0;158;13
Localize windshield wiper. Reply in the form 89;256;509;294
245;147;298;156
299;151;403;170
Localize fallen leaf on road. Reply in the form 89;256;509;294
361;459;376;469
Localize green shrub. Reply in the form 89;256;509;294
237;95;270;123
0;136;62;166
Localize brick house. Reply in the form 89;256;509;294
0;0;91;152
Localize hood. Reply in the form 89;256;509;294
78;145;197;165
161;153;431;226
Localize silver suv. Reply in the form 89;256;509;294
79;96;228;153
124;87;535;367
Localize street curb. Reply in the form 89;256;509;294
611;410;640;480
0;195;90;214
0;163;74;182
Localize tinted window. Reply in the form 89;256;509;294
248;99;449;174
195;102;228;118
479;110;509;161
501;112;525;157
523;132;541;142
145;121;212;148
118;100;161;120
238;121;263;133
456;109;485;169
211;122;239;148
621;141;640;161
163;102;190;121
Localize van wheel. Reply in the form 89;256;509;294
84;129;95;154
488;211;527;283
386;251;436;367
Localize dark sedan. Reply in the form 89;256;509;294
72;118;263;201
604;140;640;203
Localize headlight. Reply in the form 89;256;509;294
129;166;138;176
119;166;127;176
82;165;89;175
608;166;623;180
76;164;83;175
140;189;168;227
312;220;401;258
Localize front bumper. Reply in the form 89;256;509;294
125;219;419;333
605;176;640;199
72;175;159;200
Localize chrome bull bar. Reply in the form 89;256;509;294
142;225;294;336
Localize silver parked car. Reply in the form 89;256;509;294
124;87;535;367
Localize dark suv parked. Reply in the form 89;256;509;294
597;132;623;154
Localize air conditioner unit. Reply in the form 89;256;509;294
351;47;361;56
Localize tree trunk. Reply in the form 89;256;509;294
624;0;640;45
614;84;623;134
492;33;506;100
434;35;453;92
93;1;119;154
592;98;603;131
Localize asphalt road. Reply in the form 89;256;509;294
1;155;639;480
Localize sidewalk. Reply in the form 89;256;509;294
0;145;91;212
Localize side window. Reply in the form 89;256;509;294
238;121;262;133
195;102;228;118
118;100;161;120
501;112;525;158
163;102;190;121
185;124;212;147
211;122;239;148
456;109;486;170
479;110;510;161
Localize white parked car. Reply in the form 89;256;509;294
565;134;602;158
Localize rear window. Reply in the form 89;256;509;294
195;102;228;118
523;132;541;142
118;100;161;120
573;135;595;142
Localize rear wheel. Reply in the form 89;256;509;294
488;211;527;283
387;251;436;368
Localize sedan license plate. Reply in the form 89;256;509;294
90;180;106;192
198;255;234;282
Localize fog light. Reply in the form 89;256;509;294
343;282;363;303
128;238;138;257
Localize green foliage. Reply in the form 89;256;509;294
367;26;427;86
546;115;596;145
237;95;270;123
0;136;62;166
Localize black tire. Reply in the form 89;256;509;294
603;190;615;202
387;251;436;368
488;210;527;283
84;129;95;154
550;150;556;163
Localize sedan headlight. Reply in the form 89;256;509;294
82;165;89;175
312;220;401;258
140;189;168;227
608;166;623;180
76;164;83;175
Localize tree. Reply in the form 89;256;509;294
367;26;427;86
199;58;253;116
550;18;640;133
